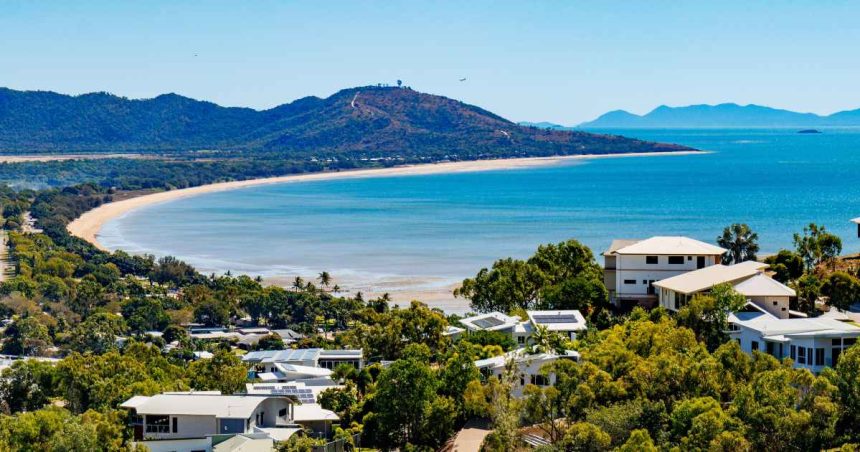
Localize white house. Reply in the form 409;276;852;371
242;349;363;378
458;310;588;346
652;261;797;318
474;349;580;397
729;307;860;372
603;236;726;307
121;392;339;451
526;310;588;341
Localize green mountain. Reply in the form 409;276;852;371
578;103;860;128
0;86;691;156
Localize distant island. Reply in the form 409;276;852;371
797;129;823;134
0;86;690;158
521;103;860;129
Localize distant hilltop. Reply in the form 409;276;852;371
0;86;691;156
521;103;860;129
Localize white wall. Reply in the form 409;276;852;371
613;254;719;300
140;437;212;452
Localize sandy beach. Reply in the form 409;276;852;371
66;151;702;311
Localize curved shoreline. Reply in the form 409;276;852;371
67;151;704;250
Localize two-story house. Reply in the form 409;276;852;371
121;392;339;452
603;236;726;308
652;261;797;318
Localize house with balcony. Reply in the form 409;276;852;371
474;349;580;397
652;261;797;318
120;392;339;451
603;236;726;308
728;307;860;372
457;310;588;346
242;348;363;380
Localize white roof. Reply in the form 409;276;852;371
292;404;339;422
121;393;290;419
443;325;465;336
731;314;860;338
852;217;860;225
608;236;726;256
733;273;796;297
526;310;587;332
459;312;521;332
653;261;769;294
474;349;579;370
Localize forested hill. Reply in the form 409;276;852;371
0;86;690;156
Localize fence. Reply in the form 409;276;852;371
311;433;361;452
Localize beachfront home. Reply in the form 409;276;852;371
458;310;588;346
474;349;580;397
526;310;588;340
728;307;860;372
652;261;797;318
603;236;726;308
120;392;339;451
242;348;363;378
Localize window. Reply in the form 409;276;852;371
808;348;813;366
172;417;177;434
517;336;525;344
751;341;759;351
798;346;806;364
773;301;778;306
145;415;170;434
530;374;548;386
279;408;288;417
816;348;825;366
790;345;796;360
687;256;692;261
646;256;658;264
668;256;685;264
624;279;636;285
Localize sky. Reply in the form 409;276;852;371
1;1;859;124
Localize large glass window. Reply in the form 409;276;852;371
798;346;806;364
646;256;658;264
816;348;825;366
145;415;170;433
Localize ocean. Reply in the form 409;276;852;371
99;128;860;309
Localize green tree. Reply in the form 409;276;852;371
455;258;545;312
187;350;247;394
795;273;823;315
558;422;611;451
372;357;437;447
68;312;128;355
822;271;860;311
1;315;53;356
764;250;804;283
718;223;760;264
794;223;842;270
618;429;658;452
676;284;747;351
0;359;57;413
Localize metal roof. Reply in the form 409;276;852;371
653;261;769;294
608;236;726;256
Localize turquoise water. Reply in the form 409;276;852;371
100;128;860;300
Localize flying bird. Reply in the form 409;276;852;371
459;77;467;82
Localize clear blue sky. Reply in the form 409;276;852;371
2;1;858;124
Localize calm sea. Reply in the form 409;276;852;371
100;128;860;301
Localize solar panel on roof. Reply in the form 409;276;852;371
472;317;506;329
533;315;579;324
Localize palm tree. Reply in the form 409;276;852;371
529;324;564;354
292;276;304;292
717;223;760;264
332;284;341;294
318;271;332;289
